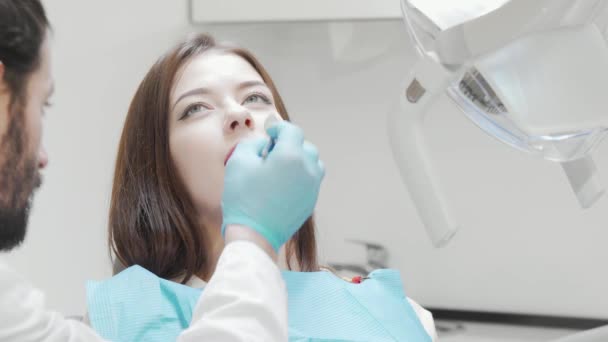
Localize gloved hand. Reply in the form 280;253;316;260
222;121;325;251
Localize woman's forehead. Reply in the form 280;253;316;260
172;52;265;97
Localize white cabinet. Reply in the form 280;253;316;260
190;0;402;23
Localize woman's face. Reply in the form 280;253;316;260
169;51;282;228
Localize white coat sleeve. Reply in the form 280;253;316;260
0;262;106;342
177;241;288;342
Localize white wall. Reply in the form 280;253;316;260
1;0;194;315
2;1;607;318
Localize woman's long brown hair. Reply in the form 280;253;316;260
109;33;318;283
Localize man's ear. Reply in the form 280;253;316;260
0;62;6;93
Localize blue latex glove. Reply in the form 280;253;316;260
222;121;325;251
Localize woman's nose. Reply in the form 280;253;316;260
224;106;254;134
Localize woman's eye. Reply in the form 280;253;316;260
243;93;271;105
181;103;209;120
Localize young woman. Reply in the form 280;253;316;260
87;33;437;341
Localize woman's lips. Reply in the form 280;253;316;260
224;145;237;165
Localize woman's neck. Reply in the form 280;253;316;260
196;213;225;282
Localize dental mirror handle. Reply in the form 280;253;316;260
261;115;279;158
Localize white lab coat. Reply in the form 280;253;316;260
0;240;287;341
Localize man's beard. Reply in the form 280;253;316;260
0;102;42;252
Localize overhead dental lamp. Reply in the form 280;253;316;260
388;0;608;247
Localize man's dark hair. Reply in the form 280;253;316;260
0;0;49;109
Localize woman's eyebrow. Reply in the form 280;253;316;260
172;87;213;111
237;80;267;91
